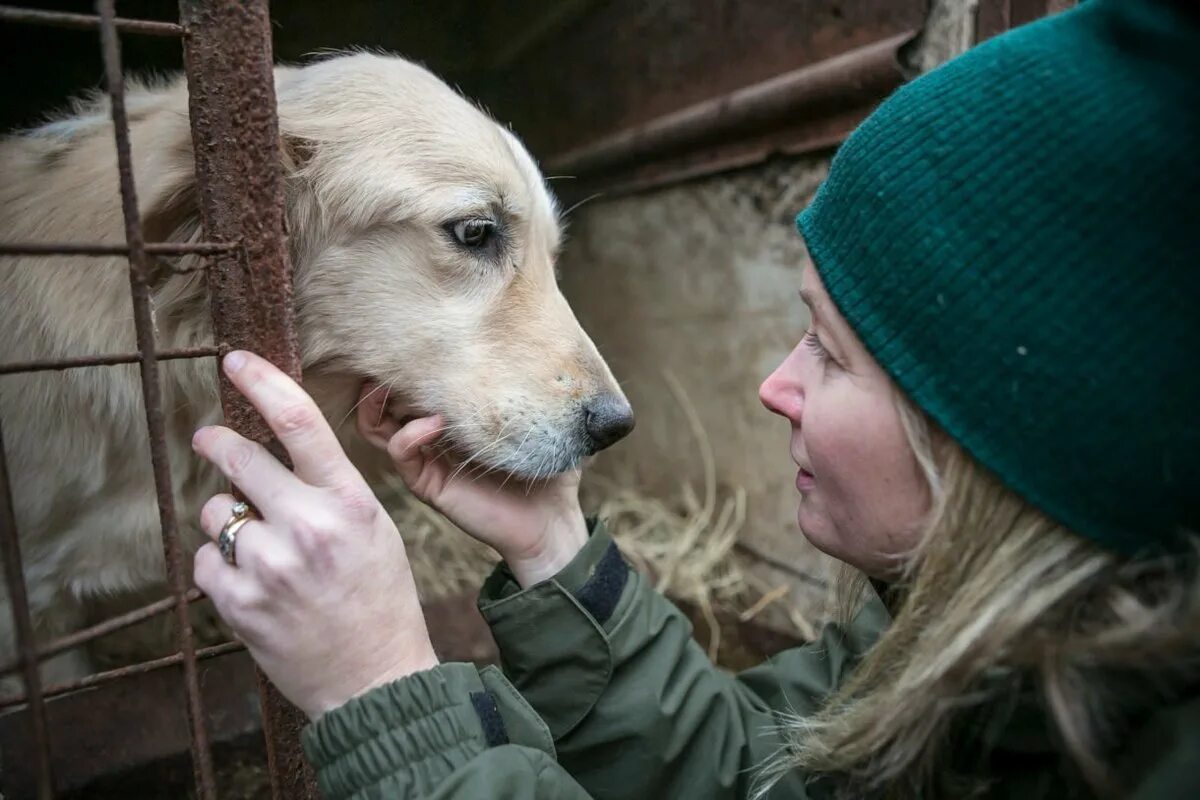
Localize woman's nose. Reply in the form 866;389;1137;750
759;358;802;422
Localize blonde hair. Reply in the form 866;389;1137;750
757;395;1200;798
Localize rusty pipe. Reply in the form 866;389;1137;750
546;33;910;177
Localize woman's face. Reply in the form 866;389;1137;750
759;264;929;578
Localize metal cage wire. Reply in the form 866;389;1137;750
0;2;317;797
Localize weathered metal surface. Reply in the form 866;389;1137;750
548;33;911;198
0;589;205;679
97;1;217;796
179;0;301;425
0;642;245;711
0;416;55;797
478;0;923;195
0;241;235;257
178;0;314;796
0;345;221;376
0;4;182;36
0;645;258;798
547;34;909;177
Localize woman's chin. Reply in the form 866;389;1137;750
796;502;854;568
796;503;835;555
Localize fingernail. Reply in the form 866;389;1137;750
192;427;208;450
224;351;247;373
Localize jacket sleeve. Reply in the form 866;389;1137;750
301;661;597;800
479;520;891;800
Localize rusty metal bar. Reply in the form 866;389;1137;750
0;641;245;711
96;2;217;797
546;33;909;177
0;5;182;36
0;345;222;376
0;646;264;798
0;241;235;257
0;589;205;679
0;417;55;797
733;541;830;591
179;1;317;796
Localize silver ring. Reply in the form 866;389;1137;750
218;500;258;566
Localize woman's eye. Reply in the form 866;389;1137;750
802;329;830;363
451;218;495;249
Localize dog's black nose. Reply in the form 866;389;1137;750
583;394;635;452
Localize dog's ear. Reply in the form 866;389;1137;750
280;134;316;174
143;180;198;245
140;174;211;326
141;178;204;285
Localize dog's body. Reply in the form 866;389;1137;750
0;53;631;689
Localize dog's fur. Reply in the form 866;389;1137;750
0;53;628;688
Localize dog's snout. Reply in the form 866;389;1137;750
583;394;635;452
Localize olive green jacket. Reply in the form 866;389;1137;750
301;524;1200;799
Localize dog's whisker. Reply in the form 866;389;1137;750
525;440;554;497
335;381;388;431
496;425;536;493
560;191;605;221
446;429;515;488
373;376;401;428
443;413;514;485
465;461;504;482
463;428;519;484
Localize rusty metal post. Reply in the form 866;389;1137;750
95;1;217;797
178;1;316;797
0;417;54;798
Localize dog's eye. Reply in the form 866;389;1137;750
451;218;495;249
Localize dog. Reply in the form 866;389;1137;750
0;52;633;690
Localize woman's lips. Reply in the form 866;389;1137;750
796;467;816;492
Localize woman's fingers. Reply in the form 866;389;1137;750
193;541;229;596
197;492;275;573
192;426;303;517
193;541;257;622
199;493;239;540
221;350;358;489
387;415;447;501
356;381;402;450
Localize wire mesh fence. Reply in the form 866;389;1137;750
0;2;317;797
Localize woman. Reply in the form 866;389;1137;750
191;1;1199;797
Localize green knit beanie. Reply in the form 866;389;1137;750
797;0;1199;557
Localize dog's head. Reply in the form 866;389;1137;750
271;53;631;477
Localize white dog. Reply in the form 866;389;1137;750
0;52;633;689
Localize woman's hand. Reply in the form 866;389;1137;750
192;351;438;720
356;387;589;588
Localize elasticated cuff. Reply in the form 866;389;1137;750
302;662;551;800
478;520;637;738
